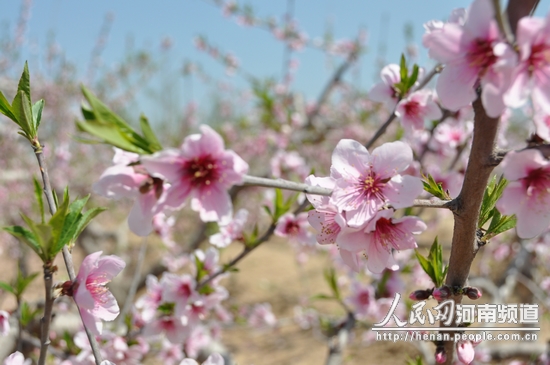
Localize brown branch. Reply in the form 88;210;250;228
306;47;359;128
505;0;540;35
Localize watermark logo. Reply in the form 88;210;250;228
372;293;540;332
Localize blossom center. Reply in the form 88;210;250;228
403;100;420;116
374;217;402;251
183;155;220;187
527;43;550;74
523;167;550;196
360;172;386;202
285;220;300;235
358;291;371;306
466;38;497;75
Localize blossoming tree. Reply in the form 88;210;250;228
0;0;549;364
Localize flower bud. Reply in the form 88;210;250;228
432;286;451;301
456;340;475;365
409;289;432;301
435;350;446;364
465;286;482;300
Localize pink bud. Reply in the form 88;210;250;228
432;286;451;301
435;351;446;364
456;340;475;365
409;289;432;301
465;286;482;300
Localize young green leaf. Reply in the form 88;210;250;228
139;114;162;152
3;226;43;261
33;177;45;224
0;91;17;122
421;173;451;200
31;99;45;131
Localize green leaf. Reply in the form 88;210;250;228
399;54;408;83
0;281;15;295
14;61;31;103
478;175;508;228
415;249;435;284
33;177;45;223
407;64;419;89
32;99;44;131
3;226;44;261
422;173;451;200
78;86;155;154
12;90;34;139
311;294;335;301
139;114;162;152
15;272;39;296
323;268;341;300
0;91;17;122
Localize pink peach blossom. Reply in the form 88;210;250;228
93;148;167;236
395;90;442;132
424;0;516;117
274;212;316;246
73;251;126;335
141;125;248;225
329;139;423;227
336;210;427;273
505;13;550;114
497;149;550;238
209;208;248;248
368;64;401;110
305;175;342;245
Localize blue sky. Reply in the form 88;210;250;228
1;0;549;119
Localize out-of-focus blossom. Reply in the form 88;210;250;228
3;352;31;365
142;125;248;225
0;310;10;336
368;64;401;109
346;281;376;318
274;212;316;246
497;149;550;238
506;14;550;114
248;303;277;328
270;150;309;180
179;353;224;365
423;0;516;117
395;90;442;133
209;208;248;248
73;251;126;335
93;148;167;236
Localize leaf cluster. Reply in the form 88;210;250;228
422;173;451;200
76;86;162;154
415;237;448;287
263;188;299;223
393;54;420;98
0;271;39;300
478;175;516;241
0;62;44;144
3;189;105;263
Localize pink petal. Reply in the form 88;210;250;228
426;23;463;62
191;186;232;225
384;175;423;209
127;192;158;237
181;125;225;157
371;141;413;178
330;139;369;180
141;149;185;182
436;63;478;111
464;0;494;38
501;150;547;181
339;249;362;273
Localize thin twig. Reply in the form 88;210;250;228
33;143;103;365
197;199;310;289
325;312;356;365
241;175;332;196
492;0;515;45
37;263;54;365
365;63;443;149
116;237;148;329
306;46;360;128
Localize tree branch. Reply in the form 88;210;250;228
33;144;103;365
